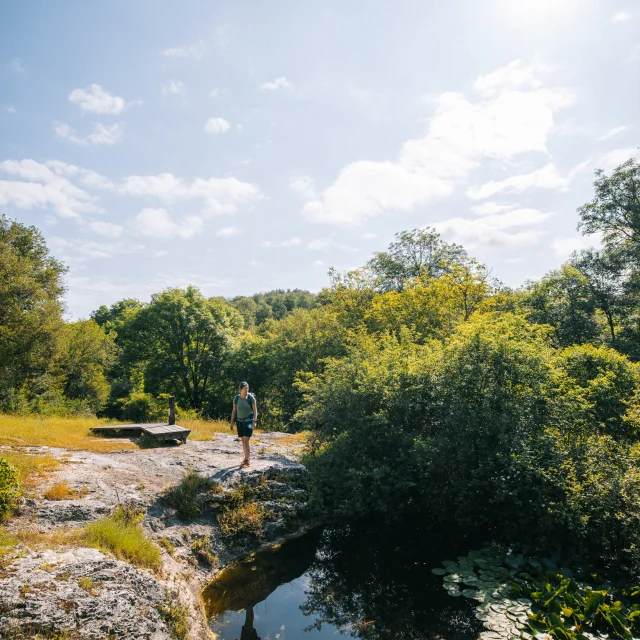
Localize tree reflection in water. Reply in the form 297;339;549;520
300;523;483;640
204;522;482;640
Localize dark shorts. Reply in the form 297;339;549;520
236;419;254;438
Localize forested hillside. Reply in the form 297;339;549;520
2;156;640;573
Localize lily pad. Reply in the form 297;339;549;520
462;588;478;598
431;567;447;575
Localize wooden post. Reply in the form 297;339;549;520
168;396;176;426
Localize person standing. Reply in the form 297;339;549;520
230;381;258;468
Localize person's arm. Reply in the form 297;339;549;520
230;403;237;430
252;397;258;426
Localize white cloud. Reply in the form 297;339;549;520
313;260;325;267
551;236;594;259
598;126;630;141
5;106;16;114
162;80;186;97
50;236;143;260
597;148;638;172
68;84;131;115
153;250;168;258
120;173;261;215
362;233;377;239
205;117;231;134
473;59;549;96
210;87;227;99
261;76;293;90
213;24;231;47
307;239;332;250
163;40;204;59
54;121;123;146
89;221;124;238
216;226;240;237
290;175;316;199
305;60;572;225
471;202;515;215
611;11;631;22
46;161;115;190
134;208;203;239
11;58;25;73
261;237;303;248
466;163;585;200
0;159;102;219
437;208;553;249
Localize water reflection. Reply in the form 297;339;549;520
203;523;483;640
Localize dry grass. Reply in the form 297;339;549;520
0;414;261;452
0;450;61;492
10;526;87;550
273;430;312;446
0;414;135;452
43;481;88;501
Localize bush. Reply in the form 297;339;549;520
162;470;221;521
300;313;640;574
218;501;266;539
0;458;21;519
85;505;161;570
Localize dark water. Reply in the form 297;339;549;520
203;524;484;640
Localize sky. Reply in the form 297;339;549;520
0;0;638;318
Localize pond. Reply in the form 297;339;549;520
203;523;484;640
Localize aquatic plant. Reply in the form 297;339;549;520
437;548;640;640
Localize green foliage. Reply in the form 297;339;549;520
129;286;243;412
512;571;640;640
523;264;600;346
157;597;190;640
0;215;66;412
366;227;468;292
162;470;220;520
229;289;317;328
300;312;640;573
0;458;21;519
85;505;161;570
578;157;640;267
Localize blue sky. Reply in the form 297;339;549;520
1;0;638;318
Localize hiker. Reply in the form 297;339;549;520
230;381;258;468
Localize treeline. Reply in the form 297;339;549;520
2;157;640;572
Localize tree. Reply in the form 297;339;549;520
366;227;468;292
0;215;66;409
522;264;599;346
54;319;117;413
578;157;640;266
571;248;626;345
130;287;243;411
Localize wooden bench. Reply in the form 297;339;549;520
90;423;191;444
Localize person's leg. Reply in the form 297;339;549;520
241;436;250;462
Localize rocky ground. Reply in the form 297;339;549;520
0;432;310;639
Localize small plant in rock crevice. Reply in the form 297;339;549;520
162;470;221;521
85;504;161;571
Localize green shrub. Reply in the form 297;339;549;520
218;501;266;539
0;458;21;519
85;505;161;570
300;313;640;574
163;470;221;521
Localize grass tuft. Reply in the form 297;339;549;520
43;481;88;501
157;598;190;640
163;470;221;521
85;506;161;571
218;501;266;539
